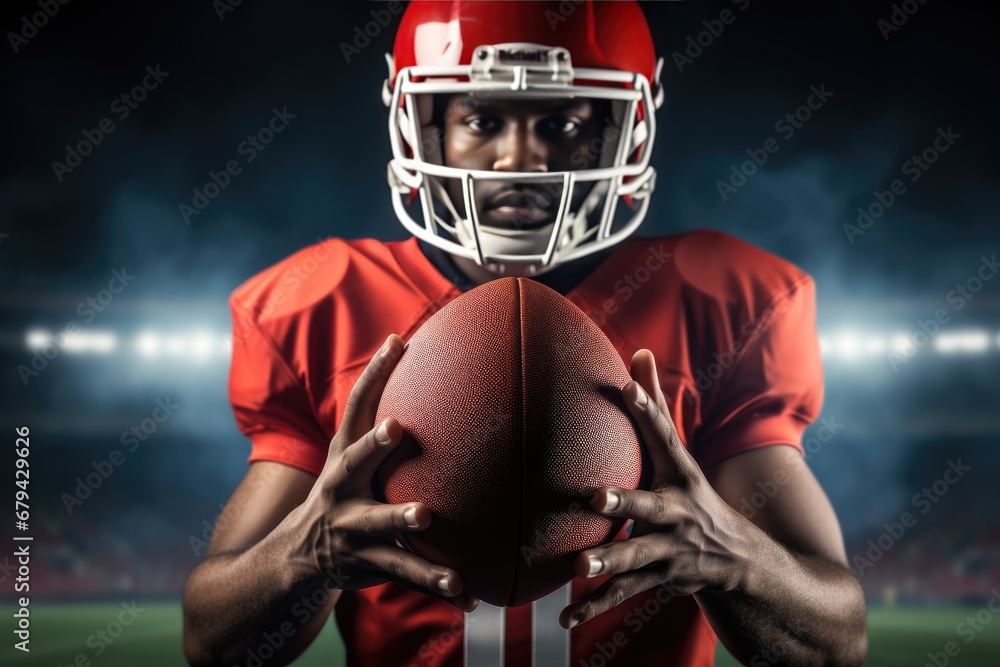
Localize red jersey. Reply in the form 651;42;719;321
228;230;823;667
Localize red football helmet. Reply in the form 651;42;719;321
383;0;664;276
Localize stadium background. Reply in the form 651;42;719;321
1;0;997;665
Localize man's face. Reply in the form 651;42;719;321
439;95;614;230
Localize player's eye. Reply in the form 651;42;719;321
545;117;581;137
466;116;498;133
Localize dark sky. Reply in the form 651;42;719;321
1;0;996;296
1;0;998;563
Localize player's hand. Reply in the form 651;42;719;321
559;349;750;629
301;333;479;613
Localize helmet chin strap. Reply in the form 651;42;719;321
433;176;608;277
454;217;558;277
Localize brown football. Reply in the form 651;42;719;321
375;277;647;606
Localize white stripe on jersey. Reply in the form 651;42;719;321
532;583;571;667
462;583;572;667
464;600;504;666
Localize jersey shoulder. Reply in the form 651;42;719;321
628;228;814;306
228;237;410;328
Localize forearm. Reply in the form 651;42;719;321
695;526;867;667
182;502;341;667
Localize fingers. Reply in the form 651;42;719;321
332;417;403;496
332;499;479;611
363;544;479;612
628;348;667;406
333;334;406;454
624;349;698;486
574;533;671;580
589;487;684;526
559;569;665;629
337;499;432;536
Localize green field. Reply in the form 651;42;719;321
2;604;997;666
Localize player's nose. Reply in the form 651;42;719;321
492;121;548;173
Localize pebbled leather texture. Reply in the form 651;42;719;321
376;277;643;607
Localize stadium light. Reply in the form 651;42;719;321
934;330;991;354
891;334;916;356
819;336;832;356
64;331;117;354
20;327;1000;362
835;331;863;360
136;331;161;357
165;335;186;356
191;331;216;360
864;336;886;355
26;329;50;350
26;329;118;354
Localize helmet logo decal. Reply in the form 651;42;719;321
496;48;549;62
472;44;574;86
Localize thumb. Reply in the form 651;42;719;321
626;349;696;488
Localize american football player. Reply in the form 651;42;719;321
183;2;867;665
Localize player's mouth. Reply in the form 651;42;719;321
481;188;557;229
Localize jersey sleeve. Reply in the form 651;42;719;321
692;275;824;469
228;298;330;477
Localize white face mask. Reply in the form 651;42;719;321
385;44;665;277
454;218;559;276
